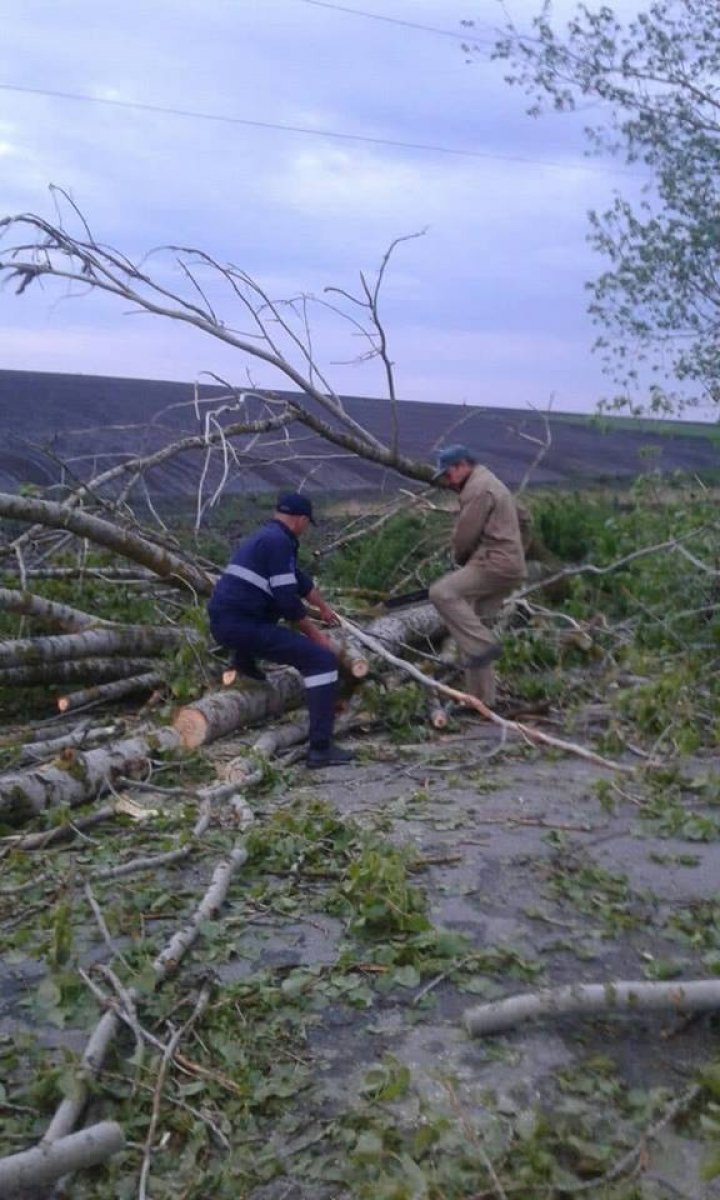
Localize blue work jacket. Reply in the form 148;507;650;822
208;519;314;624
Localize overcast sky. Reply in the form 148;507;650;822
1;0;650;413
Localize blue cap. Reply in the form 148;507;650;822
431;444;477;481
276;491;316;524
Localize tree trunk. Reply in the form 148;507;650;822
363;603;447;655
0;625;197;668
0;657;157;687
0;1121;124;1197
0;727;181;826
174;669;305;748
0;491;212;595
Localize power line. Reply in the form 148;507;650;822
0;82;624;175
299;0;496;46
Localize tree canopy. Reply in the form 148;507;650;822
480;0;720;415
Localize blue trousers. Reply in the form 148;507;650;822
209;615;338;749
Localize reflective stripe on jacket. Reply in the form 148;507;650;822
208;519;313;623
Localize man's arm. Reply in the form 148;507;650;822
304;586;340;627
452;491;494;565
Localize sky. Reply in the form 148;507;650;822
0;0;654;414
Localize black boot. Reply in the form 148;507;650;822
306;743;356;768
232;655;267;682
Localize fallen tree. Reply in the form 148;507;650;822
337;613;632;774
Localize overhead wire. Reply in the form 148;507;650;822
0;82;631;176
298;0;496;45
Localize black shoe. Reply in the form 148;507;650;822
465;644;503;670
233;657;267;682
306;744;356;768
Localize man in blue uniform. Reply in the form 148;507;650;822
208;492;354;768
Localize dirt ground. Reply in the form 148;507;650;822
207;717;720;1199
2;712;720;1198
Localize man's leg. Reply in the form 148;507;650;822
209;613;267;681
464;597;504;705
245;625;353;766
429;565;516;704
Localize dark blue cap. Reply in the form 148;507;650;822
276;491;316;524
431;444;477;481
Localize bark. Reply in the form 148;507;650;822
0;491;212;595
363;603;448;656
57;671;164;713
0;625;197;668
464;979;720;1037
0;586;104;631
0;727;181;826
173;669;305;748
0;657;156;687
0;1121;124;1196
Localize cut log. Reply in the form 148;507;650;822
0;657;157;688
0;727;181;826
57;671;164;713
464;979;720;1037
174;669;305;748
428;698;449;729
0;1120;124;1196
0;625;197;669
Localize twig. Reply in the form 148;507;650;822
337;615;632;774
567;1082;702;1192
137;981;212;1200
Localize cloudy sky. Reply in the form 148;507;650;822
1;0;646;413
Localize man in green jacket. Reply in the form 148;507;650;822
429;445;526;706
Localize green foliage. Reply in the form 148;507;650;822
492;0;720;413
533;492;613;563
322;509;450;594
361;679;431;739
334;843;430;937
